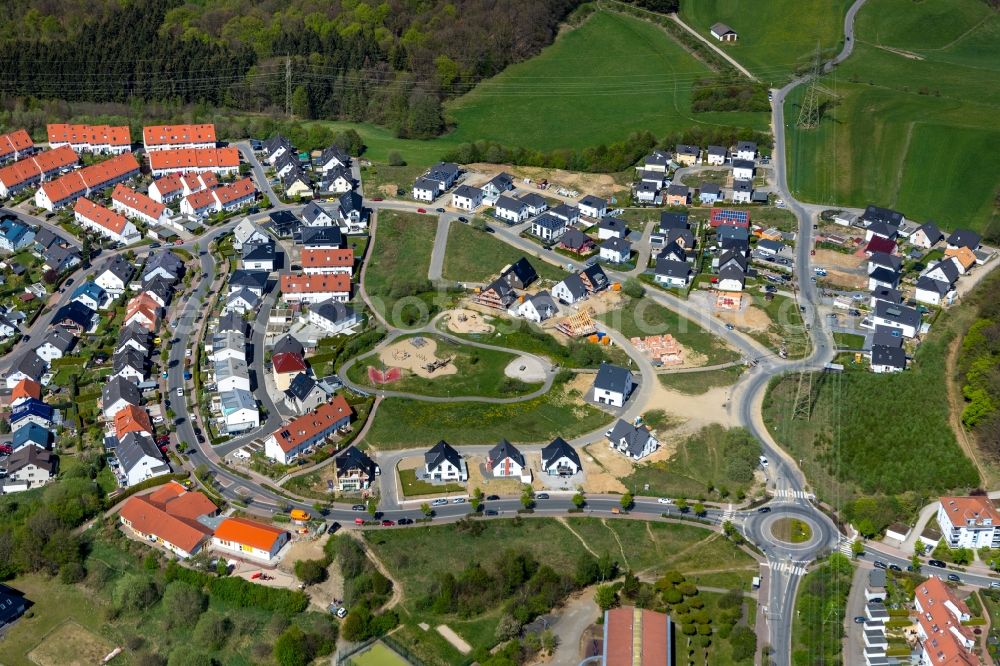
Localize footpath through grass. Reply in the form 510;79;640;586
786;0;1000;233
442;221;567;283
680;0;853;82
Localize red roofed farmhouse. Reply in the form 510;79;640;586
264;396;352;464
75;197;140;245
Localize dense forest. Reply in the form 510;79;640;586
958;271;1000;449
0;0;590;139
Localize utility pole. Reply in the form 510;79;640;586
285;56;292;118
795;44;823;130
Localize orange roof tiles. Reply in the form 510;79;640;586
280;273;351;295
112;184;166;220
75;197;128;234
301;248;354;269
114;404;153;438
126;293;161;331
945;247;976;270
0;129;34;158
213;177;256;205
40;153;140;204
151;174;183;196
0;145;78;189
11;378;42;402
270;396;352;453
213;517;288;552
143;124;217;148
916;577;976;666
147;147;239;172
47;123;131;147
146;480;186;504
940;496;1000;528
184;188;217;212
604;607;670;665
120;494;213;554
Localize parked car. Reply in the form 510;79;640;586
657;497;674;505
416;208;427;214
452;497;465;504
873;560;888;570
888;564;902;572
947;574;961;582
458;216;468;223
536;493;549;500
486;495;500;501
928;559;947;568
149;242;161;249
853;616;866;624
370;197;383;202
759;456;768;468
435;207;445;213
485;509;498;516
431;498;448;506
176;387;184;397
381;520;395;527
397;518;414;526
351;504;365;511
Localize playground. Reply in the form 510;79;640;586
442;308;494;334
378;337;458;379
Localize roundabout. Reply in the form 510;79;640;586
742;503;838;560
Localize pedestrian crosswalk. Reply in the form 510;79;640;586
769;561;809;577
838;538;855;558
772;489;815;501
721;504;735;523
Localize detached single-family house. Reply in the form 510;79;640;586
674;144;701;166
519;192;548;216
336;190;366;233
281;169;313;198
592;362;634;407
233;217;270;250
578;195;608;219
114;404;153;439
910;223;943;249
706;145;727;166
862;205;905;229
101;375;143;420
318;167;353;195
6;353;47;389
451;185;483;211
638;150;671;173
732;179;752;204
608;420;659;460
334;446;378;492
0;216;35;252
476;278;517;310
634;181;662;206
540;437;581;476
735;141;756;161
283;373;327;415
598;217;628;240
35;327;76;362
515;291;558;323
219;388;260;433
10;378;41;408
947;229;982;252
868;267;901;291
424;440;468;482
212;517;290;562
699;183;722;206
71;281;109;311
115;433;169;487
870;344;906;374
914;275;951;307
717;262;746;292
412;177;440;203
732;160;754;181
263;135;294;164
665;184;689;206
242;241;277;272
302;201;336;227
710;23;738;42
263;396;352;464
10;399;53;432
654;258;693;288
53;301;98;334
552;264;610;304
600;237;632;264
316;144;350;172
494;195;530;223
500;258;538;290
531;213;568;241
271;352;308;392
11;423;50;453
558;228;595;255
5;446;57;488
873;300;921;338
215;358;251;393
307;300;360;335
480;172;514;204
550;204;580;226
487;439;528;480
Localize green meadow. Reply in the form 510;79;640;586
785;0;1000;233
680;0;854;81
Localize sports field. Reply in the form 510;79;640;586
318;10;769;166
680;0;853;81
348;642;411;666
786;0;1000;233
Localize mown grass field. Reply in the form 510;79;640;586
316;9;769;167
364;210;439;325
597;296;740;366
786;0;1000;233
442;222;568;283
658;365;745;395
361;387;611;449
679;0;853;81
345;334;541;399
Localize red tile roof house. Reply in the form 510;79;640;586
0;128;36;164
179;178;257;218
212;517;290;563
280;273;351;304
0;145;79;198
34;152;141;211
74;197;140;245
264;396;352;464
118;482;219;558
111;184;172;227
142;124;217;152
150;172;220;203
47;123;131;155
913;577;976;666
147;147;240;177
271;352;308;391
300;248;355;275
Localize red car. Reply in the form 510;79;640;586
370;197;383;202
381;519;395;527
0;444;12;455
416;208;427;214
174;239;184;245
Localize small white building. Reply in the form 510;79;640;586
592;362;634;407
732;160;754;181
540;437;581;476
607;420;659;460
451;184;483;211
219;388;260;433
578;195;608;219
424;440;468;482
494;195;529;223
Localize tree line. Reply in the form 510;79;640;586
958;270;1000;451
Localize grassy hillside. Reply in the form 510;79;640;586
786;0;1000;234
315;9;770;166
679;0;853;81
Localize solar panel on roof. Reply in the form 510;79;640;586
886;308;901;316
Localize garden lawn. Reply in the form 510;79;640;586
619;424;758;500
398;468;465;497
762;302;980;513
442;222;567;283
346;334;541;398
679;0;854;82
361;388;610;449
597;296;739;365
785;0;1000;233
833;332;866;349
658;365;745;395
364;210;439;327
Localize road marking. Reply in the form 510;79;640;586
772;489;815;500
769;561;808;577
